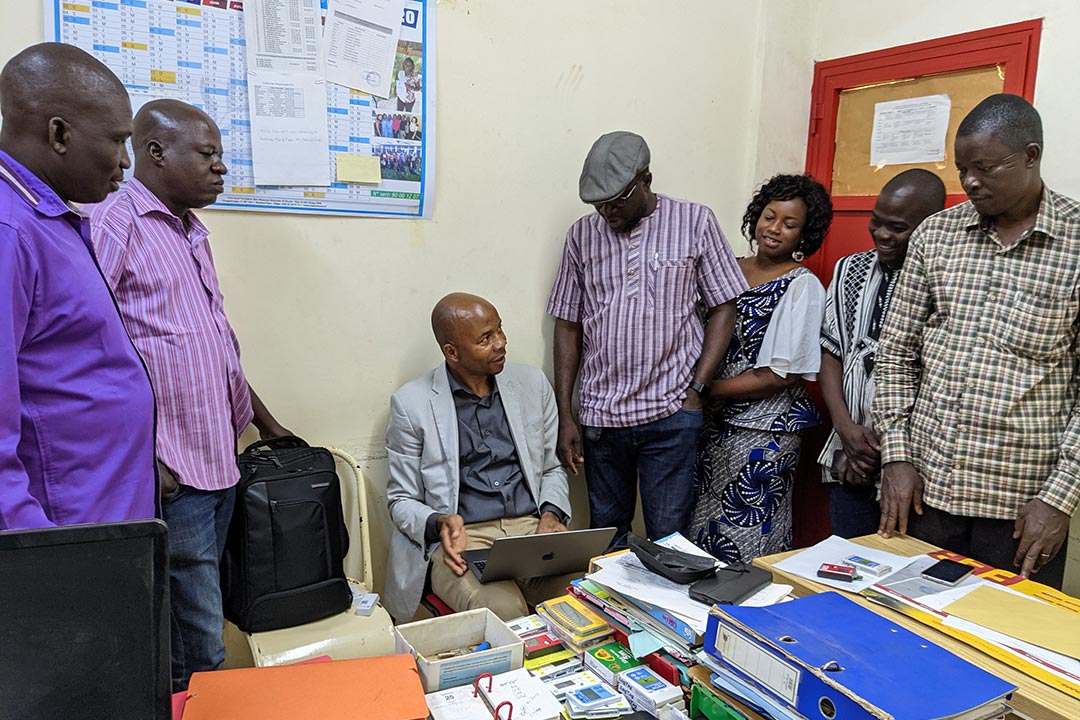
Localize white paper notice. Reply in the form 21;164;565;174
324;0;406;98
870;94;951;167
243;0;331;186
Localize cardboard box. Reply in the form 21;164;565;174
394;608;524;692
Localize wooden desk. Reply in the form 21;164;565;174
755;535;1080;720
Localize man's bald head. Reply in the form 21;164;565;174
0;43;132;203
1;42;127;136
133;99;216;151
880;169;946;219
431;293;496;346
431;293;508;382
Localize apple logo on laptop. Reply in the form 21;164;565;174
542;552;556;561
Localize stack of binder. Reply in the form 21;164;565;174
704;592;1016;720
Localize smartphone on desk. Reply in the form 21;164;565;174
921;558;974;586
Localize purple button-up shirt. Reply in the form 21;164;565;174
88;178;253;492
0;150;156;530
547;194;747;427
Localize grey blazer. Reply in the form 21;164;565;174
383;362;571;622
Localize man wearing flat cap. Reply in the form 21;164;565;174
547;131;746;546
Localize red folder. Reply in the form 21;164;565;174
182;655;428;720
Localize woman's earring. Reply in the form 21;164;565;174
792;249;805;263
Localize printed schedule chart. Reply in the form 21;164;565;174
46;0;434;217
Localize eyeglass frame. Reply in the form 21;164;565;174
593;177;641;212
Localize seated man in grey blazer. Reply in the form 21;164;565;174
384;292;574;622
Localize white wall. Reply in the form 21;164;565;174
0;0;772;594
753;0;1080;593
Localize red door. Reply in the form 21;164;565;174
792;20;1042;547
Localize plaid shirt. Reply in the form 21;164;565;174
872;187;1080;518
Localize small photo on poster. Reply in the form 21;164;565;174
374;40;423;112
374;142;422;182
372;112;422;141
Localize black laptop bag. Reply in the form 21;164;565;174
221;436;352;632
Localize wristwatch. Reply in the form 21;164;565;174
688;380;708;396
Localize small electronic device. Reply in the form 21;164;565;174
524;632;564;659
817;562;857;582
844;555;892;577
921;558;974;586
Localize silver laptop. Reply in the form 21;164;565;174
462;527;616;583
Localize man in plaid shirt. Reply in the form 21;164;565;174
872;94;1077;588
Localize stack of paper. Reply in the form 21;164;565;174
860;553;1080;699
582;534;792;657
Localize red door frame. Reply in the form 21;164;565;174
802;19;1042;279
791;20;1041;549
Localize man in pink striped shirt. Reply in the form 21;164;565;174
547;132;746;547
88;100;290;691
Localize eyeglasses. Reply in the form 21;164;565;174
957;150;1023;181
594;181;639;211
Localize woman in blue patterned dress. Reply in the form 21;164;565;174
689;174;833;563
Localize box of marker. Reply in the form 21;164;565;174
583;641;641;688
618;666;684;715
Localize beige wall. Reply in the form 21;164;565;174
753;0;1080;593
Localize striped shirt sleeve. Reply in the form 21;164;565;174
546;224;583;322
696;207;746;308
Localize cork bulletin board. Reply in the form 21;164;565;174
831;65;1005;196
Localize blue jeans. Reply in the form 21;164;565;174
162;484;236;691
828;483;881;539
583;408;703;546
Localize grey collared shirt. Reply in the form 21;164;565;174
424;368;563;543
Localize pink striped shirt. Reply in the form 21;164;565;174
547;194;747;427
88;178;253;491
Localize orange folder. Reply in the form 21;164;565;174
182;655;428;720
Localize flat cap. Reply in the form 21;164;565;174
579;131;650;203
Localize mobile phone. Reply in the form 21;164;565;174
921;559;974;586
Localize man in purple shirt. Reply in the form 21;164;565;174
547;132;746;546
0;43;156;531
89;99;290;690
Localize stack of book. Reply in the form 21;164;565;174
536;596;614;654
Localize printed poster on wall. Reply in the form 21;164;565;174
45;0;436;218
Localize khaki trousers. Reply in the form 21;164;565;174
430;516;581;620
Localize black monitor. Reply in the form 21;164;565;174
0;519;170;719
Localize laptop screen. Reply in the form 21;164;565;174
0;520;171;719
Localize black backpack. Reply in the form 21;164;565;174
221;436;352;632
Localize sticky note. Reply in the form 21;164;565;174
335;153;382;184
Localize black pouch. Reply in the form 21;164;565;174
689;563;772;605
627;533;717;584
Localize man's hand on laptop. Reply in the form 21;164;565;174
437;514;468;576
536;511;567;534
